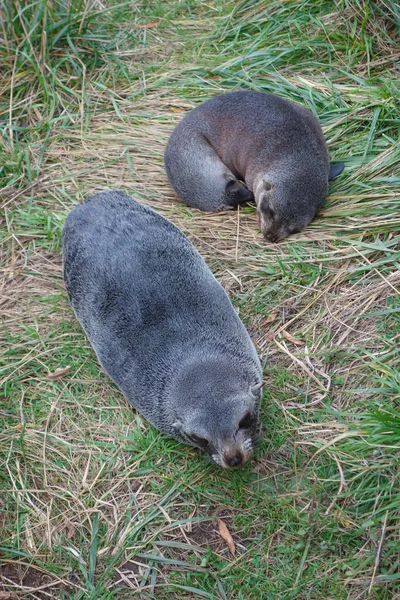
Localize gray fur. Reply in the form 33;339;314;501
62;190;263;468
164;90;332;242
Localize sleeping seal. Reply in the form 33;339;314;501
63;190;263;468
164;90;344;242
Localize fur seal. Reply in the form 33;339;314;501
63;190;263;468
164;90;344;242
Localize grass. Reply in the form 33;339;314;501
1;0;400;597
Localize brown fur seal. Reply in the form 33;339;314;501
164;91;344;242
63;191;263;468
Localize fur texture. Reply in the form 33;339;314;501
164;90;336;242
63;191;263;467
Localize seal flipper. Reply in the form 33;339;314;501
329;162;344;181
224;179;255;208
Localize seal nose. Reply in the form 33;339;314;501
264;231;278;243
225;453;244;468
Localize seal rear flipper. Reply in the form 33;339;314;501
329;162;344;181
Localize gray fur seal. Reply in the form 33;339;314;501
63;190;263;468
164;90;344;242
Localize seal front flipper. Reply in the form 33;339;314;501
165;125;250;212
224;179;255;209
329;162;344;181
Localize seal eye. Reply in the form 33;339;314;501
239;412;255;429
263;206;276;220
190;434;209;448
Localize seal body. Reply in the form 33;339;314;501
164;90;332;242
63;191;263;468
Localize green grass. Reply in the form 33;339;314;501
1;0;400;598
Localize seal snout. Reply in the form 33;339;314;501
213;436;254;469
257;219;279;243
223;450;245;468
263;231;279;243
256;208;281;243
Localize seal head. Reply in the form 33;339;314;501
253;167;328;243
169;358;262;468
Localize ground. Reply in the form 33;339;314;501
1;0;400;598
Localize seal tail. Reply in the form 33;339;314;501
329;162;345;181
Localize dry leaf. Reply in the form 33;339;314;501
281;329;304;346
218;518;235;556
47;365;71;380
264;330;278;343
136;20;160;28
263;311;278;325
0;593;19;599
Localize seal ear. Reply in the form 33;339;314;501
173;419;183;431
250;382;263;397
